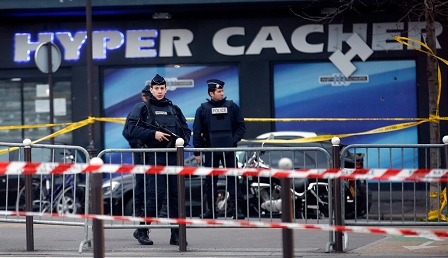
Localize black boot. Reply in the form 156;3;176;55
170;228;180;245
136;228;153;245
232;206;245;220
169;228;188;246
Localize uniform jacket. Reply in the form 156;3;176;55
125;95;191;148
193;98;245;152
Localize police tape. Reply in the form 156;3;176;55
243;120;427;143
0;161;448;182
0;118;93;155
394;36;447;118
1;210;447;239
0;116;441;151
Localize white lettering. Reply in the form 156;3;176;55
92;31;124;59
328;24;367;52
159;29;193;57
56;32;87;60
212;107;228;114
246;26;291;55
125;30;157;58
372;22;404;51
408;22;442;49
14;33;53;62
213;27;245;56
291;24;324;53
11;22;444;64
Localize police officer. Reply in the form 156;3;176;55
133;84;169;220
128;84;166;242
193;79;246;220
124;74;191;245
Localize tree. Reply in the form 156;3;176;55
290;0;447;212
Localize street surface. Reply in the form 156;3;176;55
0;221;447;257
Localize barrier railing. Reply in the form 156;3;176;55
0;140;91;253
339;141;448;252
97;146;332;221
2;138;448;255
340;143;447;226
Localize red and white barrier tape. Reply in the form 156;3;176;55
0;161;448;182
1;211;447;239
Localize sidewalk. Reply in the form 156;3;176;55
0;222;447;257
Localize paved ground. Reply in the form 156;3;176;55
0;220;447;258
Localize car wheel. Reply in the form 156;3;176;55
56;185;86;215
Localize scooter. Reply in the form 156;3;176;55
241;151;330;218
240;149;371;219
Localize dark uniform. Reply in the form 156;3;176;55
123;74;191;246
128;84;152;219
193;79;246;219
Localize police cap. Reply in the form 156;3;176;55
207;79;225;89
151;74;166;86
142;84;151;93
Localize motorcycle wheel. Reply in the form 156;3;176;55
215;189;233;217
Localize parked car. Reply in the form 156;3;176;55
237;138;363;169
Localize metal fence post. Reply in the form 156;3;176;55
176;138;187;251
332;137;343;252
23;138;34;251
89;155;104;258
279;158;294;258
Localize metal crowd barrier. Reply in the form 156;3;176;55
8;140;447;254
0;141;91;252
339;142;448;251
97;146;334;250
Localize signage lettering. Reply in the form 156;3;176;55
14;22;443;76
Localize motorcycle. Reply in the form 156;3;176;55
239;148;371;219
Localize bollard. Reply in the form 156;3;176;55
90;156;105;258
176;138;187;251
331;137;343;252
23;138;34;251
279;157;294;258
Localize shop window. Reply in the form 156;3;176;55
0;80;73;144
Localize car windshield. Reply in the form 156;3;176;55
236;144;329;169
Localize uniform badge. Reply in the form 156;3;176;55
211;107;228;114
155;111;168;115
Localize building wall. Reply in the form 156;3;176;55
0;8;446;151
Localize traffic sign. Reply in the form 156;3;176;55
34;42;61;73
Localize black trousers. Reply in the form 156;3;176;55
203;151;243;205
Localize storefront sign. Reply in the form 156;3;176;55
13;21;443;77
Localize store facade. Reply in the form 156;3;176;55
0;3;446;160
